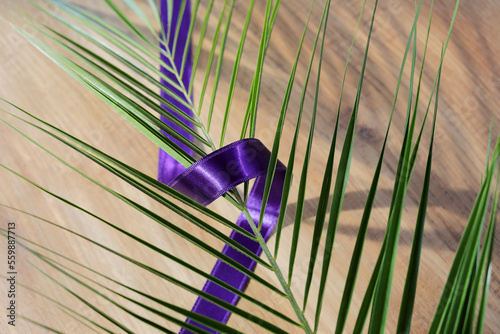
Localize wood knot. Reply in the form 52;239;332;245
358;124;377;141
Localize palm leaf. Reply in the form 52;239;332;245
0;0;498;333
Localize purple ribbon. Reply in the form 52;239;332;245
158;1;285;333
170;139;285;333
158;0;194;185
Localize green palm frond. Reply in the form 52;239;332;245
0;0;498;333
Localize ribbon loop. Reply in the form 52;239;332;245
169;138;284;206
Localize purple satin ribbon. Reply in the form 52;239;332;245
158;1;285;333
158;0;194;185
171;139;285;333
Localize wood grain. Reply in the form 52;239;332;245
0;0;499;333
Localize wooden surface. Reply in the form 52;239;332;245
1;0;499;333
